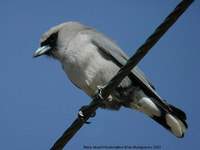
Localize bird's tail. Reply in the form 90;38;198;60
128;89;188;138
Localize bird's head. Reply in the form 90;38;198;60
33;22;84;60
33;26;59;58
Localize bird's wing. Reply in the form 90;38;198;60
83;28;165;103
82;28;187;128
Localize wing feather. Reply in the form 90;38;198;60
81;29;187;124
82;29;172;106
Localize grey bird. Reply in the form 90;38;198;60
33;22;187;138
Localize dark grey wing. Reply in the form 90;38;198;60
85;28;155;88
83;29;163;100
82;29;187;127
133;66;155;90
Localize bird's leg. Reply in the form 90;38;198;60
78;106;96;124
96;85;113;102
78;85;110;124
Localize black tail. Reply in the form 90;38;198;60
128;89;188;138
151;102;187;138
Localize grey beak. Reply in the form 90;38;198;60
33;45;51;58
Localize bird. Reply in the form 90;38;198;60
33;21;187;138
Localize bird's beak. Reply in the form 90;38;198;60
33;45;51;58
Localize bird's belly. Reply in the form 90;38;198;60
63;59;120;96
62;38;131;96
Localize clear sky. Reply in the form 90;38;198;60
0;0;199;150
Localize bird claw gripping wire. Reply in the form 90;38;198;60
78;106;96;124
96;85;113;102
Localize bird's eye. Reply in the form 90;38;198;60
40;33;58;47
49;33;57;42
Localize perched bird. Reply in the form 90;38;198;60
33;22;187;138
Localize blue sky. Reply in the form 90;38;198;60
0;0;199;150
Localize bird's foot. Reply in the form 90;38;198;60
96;85;113;102
96;85;104;100
78;105;96;124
